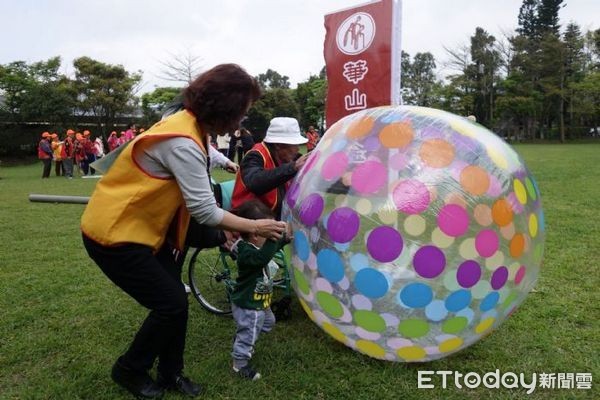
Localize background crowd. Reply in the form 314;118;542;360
37;123;320;179
36;125;141;179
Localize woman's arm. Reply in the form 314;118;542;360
138;137;284;239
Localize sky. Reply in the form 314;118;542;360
1;0;599;93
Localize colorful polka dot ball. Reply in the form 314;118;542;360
282;106;545;362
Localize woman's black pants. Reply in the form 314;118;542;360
82;234;188;377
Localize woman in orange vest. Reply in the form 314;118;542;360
231;117;309;219
80;64;286;399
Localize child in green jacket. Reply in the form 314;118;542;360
230;200;290;380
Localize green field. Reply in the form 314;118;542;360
0;144;598;399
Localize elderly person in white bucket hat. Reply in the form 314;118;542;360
231;117;309;219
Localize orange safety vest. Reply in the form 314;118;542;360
231;142;288;211
81;110;207;252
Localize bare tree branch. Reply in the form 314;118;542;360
156;49;204;84
442;44;471;73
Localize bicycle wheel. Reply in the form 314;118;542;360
188;247;236;315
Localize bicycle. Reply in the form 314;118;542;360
187;244;293;318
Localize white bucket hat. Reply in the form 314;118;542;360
263;117;308;145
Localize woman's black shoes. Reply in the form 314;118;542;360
157;372;203;397
111;359;164;399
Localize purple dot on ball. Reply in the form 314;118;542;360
367;226;403;263
413;245;446;278
286;182;300;208
456;260;482;288
491;266;509;290
327;207;360;243
298;193;324;226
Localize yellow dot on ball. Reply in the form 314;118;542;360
404;215;426;236
432;227;454;248
377;206;397;225
529;214;538;238
459;238;477;259
397;345;426;361
485;251;505;270
298;298;316;322
439;337;463;353
487;147;508;170
322;322;347;344
475;317;496;334
356;198;372;215
356;340;386;359
514;179;528;205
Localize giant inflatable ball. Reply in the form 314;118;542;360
282;106;544;362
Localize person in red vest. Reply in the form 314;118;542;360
231;117;309;219
306;125;320;152
38;132;53;178
80;64;286;399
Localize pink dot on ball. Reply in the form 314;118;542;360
475;229;499;258
321;151;348;181
392;179;431;214
351;160;387;194
437;204;470;237
515;265;526;285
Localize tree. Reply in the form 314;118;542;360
517;0;539;40
562;23;586;135
571;72;600;131
141;87;181;124
244;69;298;136
257;69;290;90
295;72;326;131
73;57;142;135
468;27;500;125
0;57;76;124
406;52;438;107
246;87;299;136
0;61;33;121
537;0;564;37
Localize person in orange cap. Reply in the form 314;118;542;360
38;132;53;178
51;133;64;176
62;129;75;178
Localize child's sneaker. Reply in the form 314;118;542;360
233;364;261;380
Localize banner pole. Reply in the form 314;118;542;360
391;0;403;105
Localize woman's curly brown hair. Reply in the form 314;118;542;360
183;64;261;133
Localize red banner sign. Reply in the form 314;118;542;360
324;0;402;127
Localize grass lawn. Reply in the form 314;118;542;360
0;144;598;399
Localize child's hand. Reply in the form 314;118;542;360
223;230;240;251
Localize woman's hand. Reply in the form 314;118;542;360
225;161;239;173
294;153;310;171
254;219;287;240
